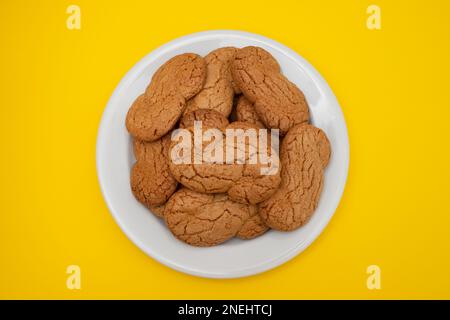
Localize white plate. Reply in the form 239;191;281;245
96;30;349;278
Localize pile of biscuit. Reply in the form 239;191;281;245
126;46;331;247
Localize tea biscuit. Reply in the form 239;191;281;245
169;125;242;194
126;53;206;141
179;109;229;131
130;135;178;209
184;47;237;117
225;122;281;204
163;188;251;246
259;124;331;231
231;46;309;135
168;122;281;204
235;95;265;128
236;205;269;240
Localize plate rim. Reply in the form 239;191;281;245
96;30;350;279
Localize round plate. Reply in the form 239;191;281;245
96;30;349;278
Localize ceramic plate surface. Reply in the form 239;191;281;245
96;30;349;278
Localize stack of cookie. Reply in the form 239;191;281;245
125;46;331;247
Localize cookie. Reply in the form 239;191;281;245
163;188;251;246
184;47;237;117
235;95;265;128
179;109;229;131
130;135;178;209
225;122;281;204
168;122;281;204
236;205;269;240
126;53;206;141
259;124;331;231
169;125;242;193
231;46;309;135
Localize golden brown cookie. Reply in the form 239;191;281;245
163;188;251;246
235;95;265;128
231;46;309;135
126;53;206;141
169;125;242;194
179;109;229;131
259;124;331;231
225;122;281;204
168;122;281;204
236;205;269;240
184;47;237;117
130;135;178;210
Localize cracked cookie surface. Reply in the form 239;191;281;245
179;109;229;131
168;122;281;204
236;205;269;240
130;135;178;210
163;188;251;246
231;46;309;135
126;53;206;141
184;47;237;117
259;124;331;231
235;95;265;128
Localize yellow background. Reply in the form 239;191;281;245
1;0;450;299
